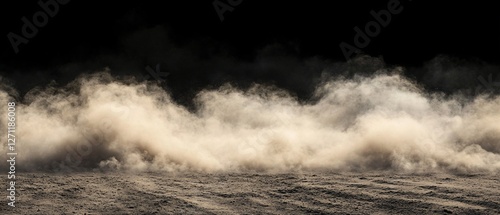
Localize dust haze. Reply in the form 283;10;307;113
1;64;500;173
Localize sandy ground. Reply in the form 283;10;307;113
2;172;499;214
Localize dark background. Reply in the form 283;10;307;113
0;0;499;105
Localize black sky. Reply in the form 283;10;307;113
0;0;499;104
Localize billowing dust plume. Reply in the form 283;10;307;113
1;69;500;173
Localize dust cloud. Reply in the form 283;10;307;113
1;67;499;173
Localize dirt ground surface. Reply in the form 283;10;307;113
2;172;499;214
